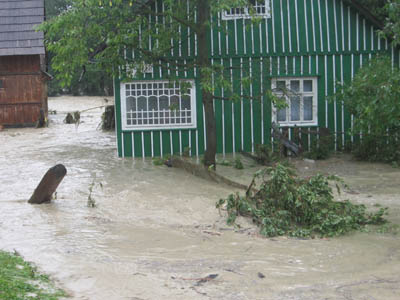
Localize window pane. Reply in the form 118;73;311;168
276;81;286;91
290;97;300;121
170;95;179;110
137;96;147;111
304;80;313;92
149;96;158;111
277;108;286;122
126;97;136;112
159;95;169;110
304;96;313;121
290;80;300;92
181;95;191;110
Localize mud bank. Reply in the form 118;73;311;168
0;96;399;300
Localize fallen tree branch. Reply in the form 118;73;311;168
167;157;248;190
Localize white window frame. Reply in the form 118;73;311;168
121;80;197;131
221;0;271;20
271;77;318;127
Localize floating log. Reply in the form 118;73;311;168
28;164;67;204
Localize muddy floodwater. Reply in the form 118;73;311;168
1;96;400;300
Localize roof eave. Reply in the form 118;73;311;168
345;0;384;30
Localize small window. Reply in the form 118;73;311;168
0;80;3;89
272;77;318;126
121;80;197;130
222;0;270;20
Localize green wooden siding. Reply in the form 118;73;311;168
115;0;400;158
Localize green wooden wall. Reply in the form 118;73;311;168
115;0;400;158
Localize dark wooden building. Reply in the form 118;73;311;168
0;0;49;127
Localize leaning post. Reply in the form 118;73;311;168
28;164;67;204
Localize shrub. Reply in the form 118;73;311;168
304;134;334;160
336;56;400;164
234;157;244;169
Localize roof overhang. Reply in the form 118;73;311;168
344;0;384;29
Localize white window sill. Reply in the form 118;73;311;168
122;124;197;131
275;121;318;127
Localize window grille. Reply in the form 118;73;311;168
272;77;318;126
222;0;270;20
121;80;196;130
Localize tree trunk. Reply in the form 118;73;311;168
36;109;46;128
102;105;115;130
197;0;217;168
28;164;67;204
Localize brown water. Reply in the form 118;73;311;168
1;96;399;300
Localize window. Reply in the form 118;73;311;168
0;80;3;89
272;77;318;126
222;0;270;20
121;80;196;130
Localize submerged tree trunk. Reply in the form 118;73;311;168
197;0;217;168
102;105;115;130
28;164;67;204
36;109;46;128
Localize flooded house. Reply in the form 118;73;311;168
0;0;49;127
114;0;399;158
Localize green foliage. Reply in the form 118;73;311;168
217;159;232;166
217;164;388;238
254;144;282;164
376;223;400;235
152;155;172;166
336;56;400;164
382;0;400;45
234;157;244;169
0;250;66;300
153;156;167;166
304;134;334;160
351;135;400;164
43;0;113;96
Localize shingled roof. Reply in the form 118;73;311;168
0;0;45;56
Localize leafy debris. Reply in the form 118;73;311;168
217;163;388;238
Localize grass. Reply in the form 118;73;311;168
0;250;67;300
